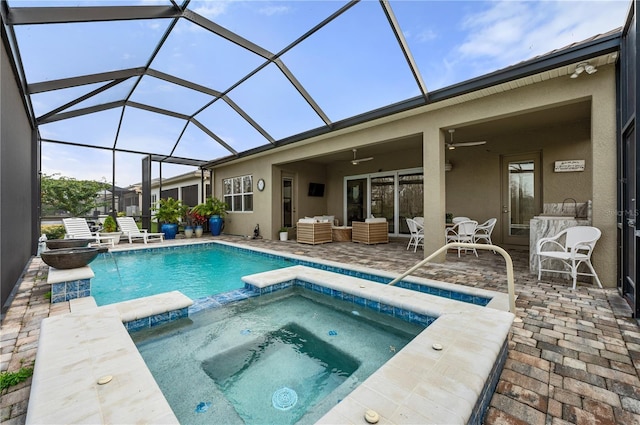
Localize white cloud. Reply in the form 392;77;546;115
258;5;290;16
193;1;230;19
416;29;437;43
456;0;627;72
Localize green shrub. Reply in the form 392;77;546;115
41;224;65;240
0;366;33;391
102;215;117;232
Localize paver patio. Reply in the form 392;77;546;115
1;236;639;424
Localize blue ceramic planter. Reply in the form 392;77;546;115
209;216;223;236
161;223;178;240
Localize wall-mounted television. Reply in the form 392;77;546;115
308;182;325;197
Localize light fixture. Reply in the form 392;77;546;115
570;62;597;79
445;161;453;172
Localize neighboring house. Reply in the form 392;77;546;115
122;171;211;222
204;31;621;289
150;170;211;209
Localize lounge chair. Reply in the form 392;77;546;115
62;217;115;247
116;216;164;244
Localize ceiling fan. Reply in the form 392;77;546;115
351;148;373;165
447;129;486;150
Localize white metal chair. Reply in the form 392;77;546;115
474;218;497;251
117;216;164;244
445;220;478;257
406;218;424;252
62;217;115;247
536;226;602;290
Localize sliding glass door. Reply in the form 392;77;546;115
346;178;367;225
398;173;424;234
371;176;395;232
345;168;423;236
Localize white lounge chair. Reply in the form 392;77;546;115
536;226;602;290
62;217;115;247
116;216;164;244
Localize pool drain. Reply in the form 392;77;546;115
272;387;298;411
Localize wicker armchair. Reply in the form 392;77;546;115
352;218;389;245
296;219;332;245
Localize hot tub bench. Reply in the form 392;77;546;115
26;291;193;425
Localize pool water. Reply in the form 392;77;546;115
91;245;293;305
132;288;423;425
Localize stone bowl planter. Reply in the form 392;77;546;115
41;247;100;269
45;239;93;250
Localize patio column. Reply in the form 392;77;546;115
591;71;617;287
422;128;446;261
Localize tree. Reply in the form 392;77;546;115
41;173;110;217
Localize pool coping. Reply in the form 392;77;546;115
25;294;189;425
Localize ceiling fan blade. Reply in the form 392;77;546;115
351;156;374;164
451;141;486;147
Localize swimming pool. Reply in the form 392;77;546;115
132;287;423;424
91;244;294;305
93;241;493;307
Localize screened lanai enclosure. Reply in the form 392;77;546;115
6;0;627;185
1;1;638;313
6;0;443;179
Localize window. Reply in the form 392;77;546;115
181;184;198;207
223;175;253;212
161;188;178;200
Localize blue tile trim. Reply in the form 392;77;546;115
50;279;92;304
469;339;509;425
100;242;491;307
125;307;190;333
239;279;436;328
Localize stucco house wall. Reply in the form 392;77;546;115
211;65;617;287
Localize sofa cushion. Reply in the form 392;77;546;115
365;217;387;223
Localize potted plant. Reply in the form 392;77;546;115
186;207;207;237
192;197;228;236
279;226;289;241
153;197;187;240
100;215;122;244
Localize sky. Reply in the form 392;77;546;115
9;0;631;187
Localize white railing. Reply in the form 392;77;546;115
387;242;516;314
